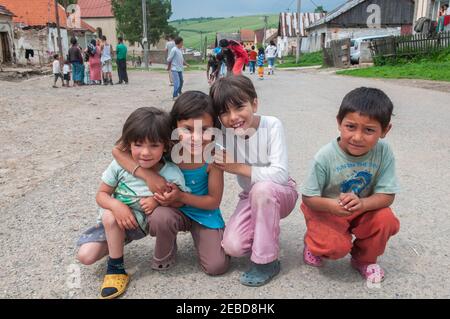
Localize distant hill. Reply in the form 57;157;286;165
169;14;279;50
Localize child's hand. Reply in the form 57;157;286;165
140;196;159;215
339;193;364;212
329;201;354;217
111;201;138;230
146;175;170;195
154;183;181;206
213;150;242;175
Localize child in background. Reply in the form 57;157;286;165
210;76;298;286
76;107;190;299
63;60;71;87
257;47;265;80
248;46;257;75
52;54;64;88
300;87;400;283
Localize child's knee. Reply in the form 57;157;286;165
371;207;400;236
222;238;246;258
101;210;117;229
249;181;277;200
202;257;230;276
77;247;98;265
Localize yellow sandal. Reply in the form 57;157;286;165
99;274;129;299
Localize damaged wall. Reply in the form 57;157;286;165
14;26;69;65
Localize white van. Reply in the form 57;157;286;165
350;35;390;64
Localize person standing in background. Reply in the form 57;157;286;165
116;37;129;85
165;35;176;86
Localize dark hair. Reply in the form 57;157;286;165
170;91;219;129
337;87;394;130
216;52;224;61
258;47;264;54
174;36;183;45
270;40;275;46
118;36;123;42
102;35;107;41
210;75;257;115
53;54;59;59
219;39;229;48
70;37;77;45
116;107;172;151
251;45;255;50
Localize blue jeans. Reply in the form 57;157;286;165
249;61;256;73
172;71;183;98
267;57;275;67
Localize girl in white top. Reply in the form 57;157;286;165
210;75;298;286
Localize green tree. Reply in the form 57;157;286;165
111;0;176;48
57;0;77;7
314;6;326;14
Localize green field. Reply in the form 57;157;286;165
337;49;450;82
170;15;279;50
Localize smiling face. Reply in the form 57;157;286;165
337;112;391;157
176;113;215;157
219;99;259;136
130;139;165;169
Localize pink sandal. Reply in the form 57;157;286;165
303;243;323;267
351;258;385;283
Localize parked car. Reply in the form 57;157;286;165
350;35;390;64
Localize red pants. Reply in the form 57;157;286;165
301;203;400;264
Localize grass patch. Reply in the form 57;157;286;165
337;48;450;82
170;14;279;50
277;51;323;68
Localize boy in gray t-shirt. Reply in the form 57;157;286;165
300;87;400;284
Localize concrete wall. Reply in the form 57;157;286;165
147;50;202;64
14;27;69;65
82;17;117;47
308;26;402;52
277;36;310;56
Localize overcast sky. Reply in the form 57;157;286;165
170;0;348;20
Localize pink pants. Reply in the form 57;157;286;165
222;179;298;264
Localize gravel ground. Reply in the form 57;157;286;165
1;68;449;299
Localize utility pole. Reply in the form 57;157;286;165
296;0;302;63
263;15;268;47
54;0;64;63
142;0;149;69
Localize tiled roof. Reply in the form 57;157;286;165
240;29;255;42
0;0;68;27
0;4;14;16
77;0;113;18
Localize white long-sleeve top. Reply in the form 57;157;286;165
225;115;289;193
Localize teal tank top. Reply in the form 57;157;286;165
179;164;225;229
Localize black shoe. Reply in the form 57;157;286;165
110;80;113;85
116;81;123;85
103;81;108;86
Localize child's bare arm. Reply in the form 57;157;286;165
180;165;223;210
140;196;159;215
96;182;138;230
361;193;395;212
112;146;168;194
302;195;352;217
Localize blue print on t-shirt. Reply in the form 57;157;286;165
340;171;372;196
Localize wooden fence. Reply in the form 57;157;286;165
370;31;450;59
